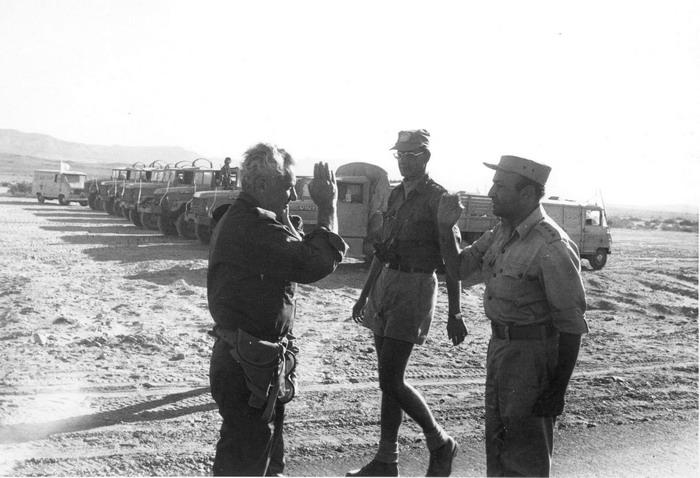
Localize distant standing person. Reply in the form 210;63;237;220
348;129;466;477
208;144;347;476
220;157;233;189
438;155;588;477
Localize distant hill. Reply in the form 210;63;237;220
0;128;200;166
607;203;698;221
0;152;120;182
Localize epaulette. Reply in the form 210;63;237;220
534;219;563;243
427;178;447;194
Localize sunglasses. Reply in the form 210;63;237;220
393;151;424;160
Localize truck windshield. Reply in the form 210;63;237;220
63;174;85;186
195;171;214;186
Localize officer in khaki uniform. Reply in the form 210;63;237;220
348;129;466;477
438;155;588;477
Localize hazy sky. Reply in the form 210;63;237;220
1;0;698;207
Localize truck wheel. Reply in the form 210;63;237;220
129;209;143;227
79;201;88;207
58;194;69;206
175;212;196;239
157;215;178;236
588;248;608;270
37;193;45;204
140;212;159;230
195;222;211;245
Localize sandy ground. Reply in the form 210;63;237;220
0;195;697;476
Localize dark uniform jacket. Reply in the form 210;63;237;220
378;174;458;273
208;192;347;341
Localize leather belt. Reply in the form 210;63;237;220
386;262;435;274
491;323;556;340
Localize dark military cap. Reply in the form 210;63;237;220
390;129;430;152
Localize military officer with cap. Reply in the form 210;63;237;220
348;129;466;477
438;155;588;477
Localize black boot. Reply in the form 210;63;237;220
346;459;399;477
426;436;458;476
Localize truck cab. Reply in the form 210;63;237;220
153;159;226;237
542;199;612;269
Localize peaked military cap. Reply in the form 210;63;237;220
484;155;551;186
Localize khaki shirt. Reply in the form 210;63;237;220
459;205;588;335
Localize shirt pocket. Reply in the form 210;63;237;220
491;260;530;299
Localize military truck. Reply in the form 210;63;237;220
456;193;612;270
119;161;167;225
85;177;108;209
32;169;89;206
187;168;243;244
97;164;146;215
132;161;194;230
150;158;227;237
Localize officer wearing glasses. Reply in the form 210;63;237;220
348;129;467;477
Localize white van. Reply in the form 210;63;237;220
33;170;89;206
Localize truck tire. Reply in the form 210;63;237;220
79;201;88;207
195;222;211;245
140;211;159;230
58;195;69;206
588;248;608;270
175;211;196;240
129;209;143;227
37;193;45;204
157;214;178;236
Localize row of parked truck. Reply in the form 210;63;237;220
33;160;613;269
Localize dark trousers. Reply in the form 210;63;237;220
485;336;557;477
209;338;285;476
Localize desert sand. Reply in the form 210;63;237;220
0;195;697;476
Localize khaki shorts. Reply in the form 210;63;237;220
362;266;437;345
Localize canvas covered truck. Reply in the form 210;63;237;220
151;159;228;238
33;169;88;206
456;193;613;270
